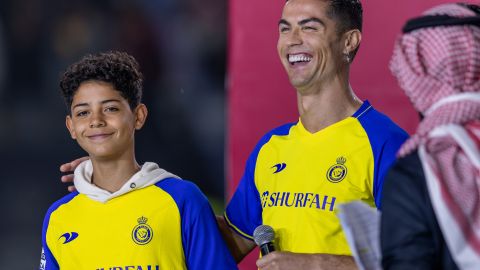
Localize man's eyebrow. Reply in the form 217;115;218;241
299;18;325;27
278;19;291;26
278;18;325;27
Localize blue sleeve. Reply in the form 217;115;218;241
224;123;294;239
40;192;79;270
39;245;58;270
41;211;58;270
157;179;238;270
373;132;408;209
358;109;409;209
224;147;262;240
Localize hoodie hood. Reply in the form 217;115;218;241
73;160;180;203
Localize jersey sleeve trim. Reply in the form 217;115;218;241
356;102;409;209
225;122;295;237
223;212;254;241
155;178;237;270
41;191;80;269
155;178;198;264
352;101;373;119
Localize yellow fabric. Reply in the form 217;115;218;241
46;185;186;270
255;118;375;255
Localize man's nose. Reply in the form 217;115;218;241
286;28;303;46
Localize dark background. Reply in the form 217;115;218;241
0;0;226;268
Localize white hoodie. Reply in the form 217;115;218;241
73;160;180;203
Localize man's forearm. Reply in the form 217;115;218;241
215;216;358;269
312;254;358;270
216;215;255;263
256;251;358;270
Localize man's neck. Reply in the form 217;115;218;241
90;154;141;193
297;80;362;134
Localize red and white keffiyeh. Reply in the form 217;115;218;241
391;3;480;269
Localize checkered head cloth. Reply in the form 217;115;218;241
390;3;480;268
392;3;480;156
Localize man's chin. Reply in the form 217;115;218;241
289;77;310;90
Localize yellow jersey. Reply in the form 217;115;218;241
225;101;408;255
41;177;237;270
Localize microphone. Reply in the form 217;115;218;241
253;225;276;256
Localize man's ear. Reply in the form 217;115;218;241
66;115;77;140
343;29;362;56
134;104;148;130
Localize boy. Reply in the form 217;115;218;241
40;51;237;270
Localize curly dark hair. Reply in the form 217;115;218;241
60;51;143;112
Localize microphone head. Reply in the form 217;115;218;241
253;225;275;246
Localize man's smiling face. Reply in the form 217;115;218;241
277;0;345;91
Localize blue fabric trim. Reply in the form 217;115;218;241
223;212;254;241
352;100;372;118
356;105;409;209
41;192;79;270
155;178;237;270
225;122;295;237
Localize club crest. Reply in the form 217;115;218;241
132;216;153;245
326;157;348;183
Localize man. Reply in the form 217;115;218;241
381;3;480;269
219;0;407;269
43;51;237;270
61;1;407;269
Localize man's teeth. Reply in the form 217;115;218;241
288;54;312;63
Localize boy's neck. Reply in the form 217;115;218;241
90;157;141;193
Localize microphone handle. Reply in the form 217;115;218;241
260;242;275;256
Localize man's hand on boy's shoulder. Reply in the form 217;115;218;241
60;156;89;192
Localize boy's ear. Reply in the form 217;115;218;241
134;104;148;130
65;115;77;139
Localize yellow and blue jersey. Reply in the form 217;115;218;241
40;178;237;270
225;101;408;255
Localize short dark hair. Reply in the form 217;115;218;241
285;0;363;59
285;0;363;33
60;51;143;112
327;0;363;34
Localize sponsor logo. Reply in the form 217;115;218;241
271;163;287;174
132;216;153;245
260;191;336;212
96;266;159;270
326;157;348;183
59;232;79;244
39;248;46;270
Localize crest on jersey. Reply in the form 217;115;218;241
326;157;348;183
132;216;153;245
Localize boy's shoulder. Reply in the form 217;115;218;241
45;191;81;217
154;178;209;209
43;191;81;234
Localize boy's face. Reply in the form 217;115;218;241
66;81;147;160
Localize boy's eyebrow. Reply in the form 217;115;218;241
72;99;122;110
101;99;122;104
